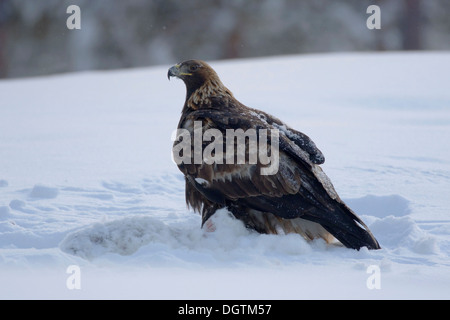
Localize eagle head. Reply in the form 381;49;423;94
168;60;221;97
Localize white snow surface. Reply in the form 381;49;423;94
1;52;450;299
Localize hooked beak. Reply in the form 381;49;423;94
167;65;179;80
167;63;192;80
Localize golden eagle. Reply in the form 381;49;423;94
168;59;380;250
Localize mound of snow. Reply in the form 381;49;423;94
60;209;315;264
9;200;27;211
60;216;171;260
60;202;439;265
29;185;59;199
369;215;438;254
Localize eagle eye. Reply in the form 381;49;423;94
189;64;200;72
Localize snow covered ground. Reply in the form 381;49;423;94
1;52;449;299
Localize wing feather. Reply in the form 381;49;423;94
176;97;380;249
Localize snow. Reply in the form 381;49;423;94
1;52;450;299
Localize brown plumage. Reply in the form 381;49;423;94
168;59;380;250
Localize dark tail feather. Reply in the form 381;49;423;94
238;191;381;250
296;186;381;250
326;225;380;250
308;203;381;250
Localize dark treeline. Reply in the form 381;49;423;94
0;0;449;78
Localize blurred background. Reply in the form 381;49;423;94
0;0;449;79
